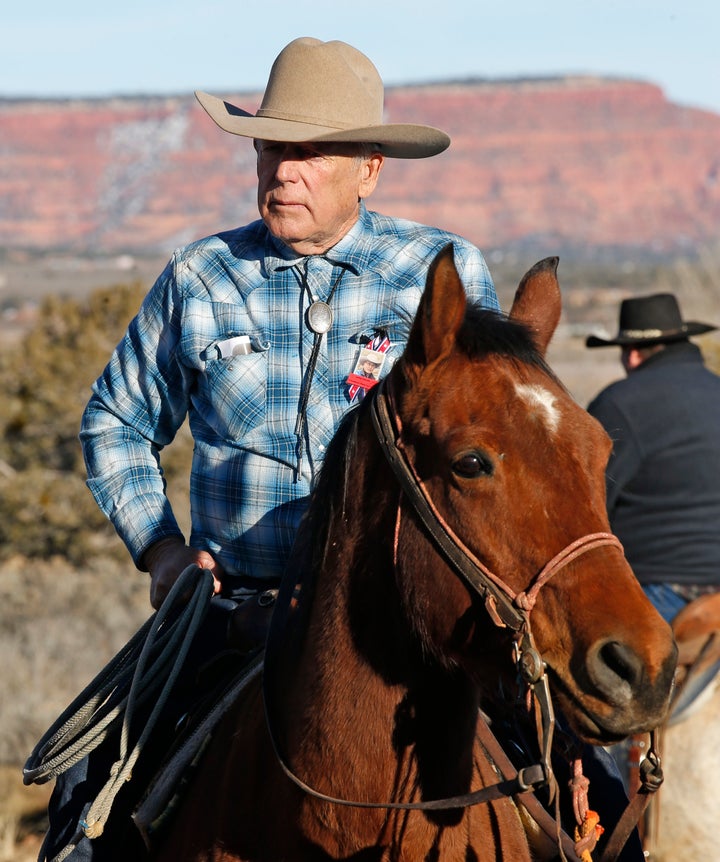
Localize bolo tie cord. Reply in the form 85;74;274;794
294;259;349;480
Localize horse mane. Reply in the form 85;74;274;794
458;305;557;381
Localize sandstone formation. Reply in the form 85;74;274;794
1;76;719;258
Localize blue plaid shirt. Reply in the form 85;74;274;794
81;203;498;585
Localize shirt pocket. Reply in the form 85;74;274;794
198;348;269;442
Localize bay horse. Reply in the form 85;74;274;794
148;247;677;862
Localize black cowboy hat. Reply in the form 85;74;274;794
585;292;717;348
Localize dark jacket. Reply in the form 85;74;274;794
587;341;720;586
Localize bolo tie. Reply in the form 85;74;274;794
294;257;349;479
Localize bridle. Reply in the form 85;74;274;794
370;379;623;636
370;378;622;739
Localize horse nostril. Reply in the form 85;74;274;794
601;640;644;686
587;639;643;706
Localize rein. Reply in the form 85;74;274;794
268;722;549;812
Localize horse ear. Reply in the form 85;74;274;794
405;244;467;368
509;257;561;357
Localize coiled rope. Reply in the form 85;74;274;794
24;565;215;861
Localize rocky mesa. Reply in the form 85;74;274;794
1;75;719;258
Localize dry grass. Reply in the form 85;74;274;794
0;555;151;859
0;764;50;862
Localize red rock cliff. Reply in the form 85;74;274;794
1;77;718;256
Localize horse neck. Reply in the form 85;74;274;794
271;407;484;789
279;418;412;702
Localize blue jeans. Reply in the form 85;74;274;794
643;583;688;624
44;738;148;861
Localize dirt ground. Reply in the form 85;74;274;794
0;251;166;345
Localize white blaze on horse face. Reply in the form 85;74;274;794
514;383;561;433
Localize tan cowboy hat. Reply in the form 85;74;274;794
195;37;450;159
586;293;717;348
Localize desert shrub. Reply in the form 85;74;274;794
0;283;146;472
0;282;193;563
0;469;121;565
0;556;150;762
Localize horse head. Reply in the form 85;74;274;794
386;244;677;745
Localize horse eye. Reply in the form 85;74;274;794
452;451;494;478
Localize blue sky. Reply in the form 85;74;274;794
2;0;719;114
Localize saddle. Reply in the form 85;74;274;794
129;590;283;846
225;588;279;652
27;575;280;861
624;590;720;859
669;590;720;722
